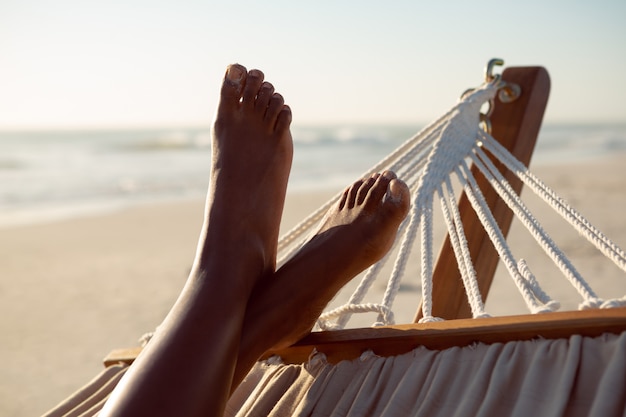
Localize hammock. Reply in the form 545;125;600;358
44;60;626;417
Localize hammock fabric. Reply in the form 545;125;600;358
227;333;626;417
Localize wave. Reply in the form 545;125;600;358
1;123;625;228
292;125;423;146
114;130;211;152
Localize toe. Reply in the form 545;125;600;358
341;180;364;209
364;172;395;210
255;82;275;111
241;69;264;106
275;105;292;132
356;174;379;205
219;64;247;107
337;187;350;210
380;171;397;184
265;93;285;125
383;179;411;220
345;179;366;209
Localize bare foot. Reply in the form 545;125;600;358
233;171;410;387
102;65;293;417
197;63;293;287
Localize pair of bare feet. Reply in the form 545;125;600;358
101;64;410;417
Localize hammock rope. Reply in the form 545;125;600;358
48;64;626;417
274;76;626;330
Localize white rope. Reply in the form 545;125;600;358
471;144;601;306
518;259;560;312
270;78;626;331
480;132;626;272
417;198;435;322
456;160;546;314
318;303;394;330
334;241;396;329
438;177;489;318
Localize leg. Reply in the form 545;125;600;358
101;64;293;417
233;171;411;388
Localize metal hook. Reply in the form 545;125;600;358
498;82;521;103
484;58;505;83
460;58;522;134
484;58;521;102
480;113;492;135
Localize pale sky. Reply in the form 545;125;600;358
1;0;625;129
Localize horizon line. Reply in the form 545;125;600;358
1;119;626;133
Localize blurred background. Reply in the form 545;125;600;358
1;0;625;227
1;1;625;415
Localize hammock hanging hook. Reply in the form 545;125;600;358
484;58;505;83
485;58;521;103
479;113;492;135
461;59;522;134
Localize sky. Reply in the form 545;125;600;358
1;0;625;130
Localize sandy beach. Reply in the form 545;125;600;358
1;155;626;416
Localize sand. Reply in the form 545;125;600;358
1;155;625;416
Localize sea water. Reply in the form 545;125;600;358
1;123;625;227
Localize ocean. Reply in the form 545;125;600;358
1;123;625;228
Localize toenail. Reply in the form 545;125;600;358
382;171;396;180
226;65;244;82
387;182;403;203
249;69;263;78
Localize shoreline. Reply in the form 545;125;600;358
2;145;626;231
2;155;626;416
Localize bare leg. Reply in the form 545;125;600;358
101;64;293;417
233;171;411;388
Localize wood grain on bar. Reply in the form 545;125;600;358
262;308;626;364
104;308;626;367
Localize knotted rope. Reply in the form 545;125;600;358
276;77;626;331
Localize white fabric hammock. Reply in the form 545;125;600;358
227;332;626;417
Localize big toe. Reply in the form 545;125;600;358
219;64;247;106
383;179;411;222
